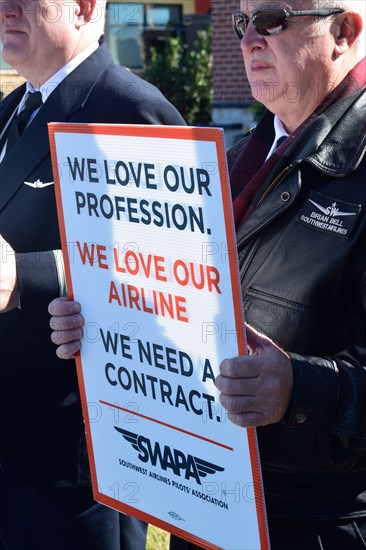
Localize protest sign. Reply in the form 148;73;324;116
48;123;269;549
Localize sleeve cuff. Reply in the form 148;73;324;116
283;353;340;431
16;250;60;325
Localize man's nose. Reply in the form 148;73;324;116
241;23;267;53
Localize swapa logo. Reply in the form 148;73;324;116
114;427;225;485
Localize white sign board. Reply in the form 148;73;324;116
49;123;269;550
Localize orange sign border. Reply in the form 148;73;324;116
48;122;270;550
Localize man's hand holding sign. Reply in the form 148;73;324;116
50;301;293;429
216;325;293;428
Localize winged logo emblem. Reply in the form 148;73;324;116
309;199;356;218
24;179;54;189
115;427;225;485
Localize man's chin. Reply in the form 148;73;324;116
249;78;284;108
1;51;27;73
2;41;26;62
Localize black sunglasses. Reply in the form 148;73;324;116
232;8;345;38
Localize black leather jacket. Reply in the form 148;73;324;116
229;88;366;519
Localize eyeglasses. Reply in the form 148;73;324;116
232;8;345;39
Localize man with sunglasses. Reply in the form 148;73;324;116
49;0;365;548
217;1;366;548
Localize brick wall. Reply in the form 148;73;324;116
212;0;252;103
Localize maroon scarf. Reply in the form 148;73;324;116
231;58;366;229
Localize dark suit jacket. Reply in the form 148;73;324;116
0;43;185;485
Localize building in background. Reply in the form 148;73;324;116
211;0;255;146
1;1;211;92
1;0;255;145
106;1;200;71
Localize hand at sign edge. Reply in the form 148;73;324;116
49;297;84;359
216;324;293;428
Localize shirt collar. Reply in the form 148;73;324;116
23;41;99;106
273;115;289;142
266;115;290;159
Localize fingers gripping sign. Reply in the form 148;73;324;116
48;297;84;359
216;324;294;428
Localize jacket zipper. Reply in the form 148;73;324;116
256;164;293;206
238;163;296;283
238;162;297;250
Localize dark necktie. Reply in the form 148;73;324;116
2;91;43;156
274;135;287;151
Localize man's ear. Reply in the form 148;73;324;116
75;0;98;27
334;11;363;57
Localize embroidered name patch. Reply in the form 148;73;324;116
297;191;361;238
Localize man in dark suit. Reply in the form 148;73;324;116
0;0;185;547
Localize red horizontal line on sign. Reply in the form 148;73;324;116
99;400;233;451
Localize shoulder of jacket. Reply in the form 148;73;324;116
306;89;366;176
0;83;26;110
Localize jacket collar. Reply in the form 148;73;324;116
304;89;366;176
235;88;365;245
0;84;26;136
0;43;114;212
256;88;366;179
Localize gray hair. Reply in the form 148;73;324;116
309;0;365;58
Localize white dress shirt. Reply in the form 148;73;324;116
266;115;290;160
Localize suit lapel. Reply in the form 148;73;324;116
0;85;25;136
0;84;25;154
0;43;113;213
